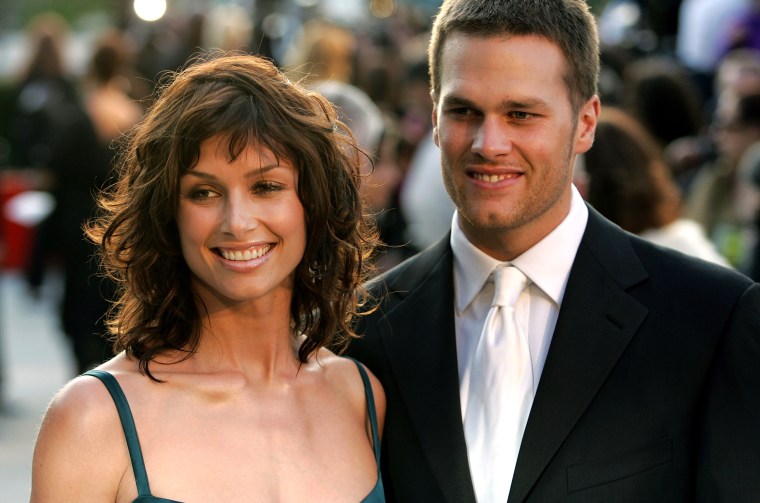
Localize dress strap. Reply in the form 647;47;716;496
84;370;152;497
345;357;381;464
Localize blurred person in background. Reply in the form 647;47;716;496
393;30;455;253
283;19;357;85
683;47;760;272
685;91;760;272
665;48;760;194
8;13;117;373
622;56;706;149
7;13;79;173
313;79;410;273
157;12;207;75
399;132;455;251
396;53;435;157
0;10;77;413
712;47;760;119
83;29;144;147
621;55;708;190
42;28;144;373
581;106;730;266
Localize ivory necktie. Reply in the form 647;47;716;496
465;265;533;503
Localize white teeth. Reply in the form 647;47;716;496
220;245;272;261
473;173;515;183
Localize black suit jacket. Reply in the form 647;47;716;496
348;207;760;502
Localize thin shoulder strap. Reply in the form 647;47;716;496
84;370;152;497
345;357;381;464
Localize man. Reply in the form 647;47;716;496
348;1;760;501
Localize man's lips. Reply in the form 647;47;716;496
470;172;522;183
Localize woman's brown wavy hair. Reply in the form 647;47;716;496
86;51;378;379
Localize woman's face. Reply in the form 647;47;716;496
176;135;306;309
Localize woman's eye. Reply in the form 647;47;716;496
188;188;218;201
253;181;284;193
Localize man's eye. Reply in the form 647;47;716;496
510;111;533;120
449;107;475;116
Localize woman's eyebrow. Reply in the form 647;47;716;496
184;163;282;180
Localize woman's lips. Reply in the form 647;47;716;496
216;244;273;261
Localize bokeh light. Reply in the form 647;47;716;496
134;0;167;22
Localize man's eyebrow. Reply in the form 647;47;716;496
440;95;550;110
499;97;549;110
440;95;476;108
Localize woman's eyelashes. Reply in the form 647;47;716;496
252;180;285;194
186;187;219;202
183;180;285;202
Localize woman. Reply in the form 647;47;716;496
30;53;385;502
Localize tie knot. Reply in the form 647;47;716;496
492;266;527;307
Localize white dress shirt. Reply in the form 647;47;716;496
452;185;589;422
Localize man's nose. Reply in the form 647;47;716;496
472;117;513;160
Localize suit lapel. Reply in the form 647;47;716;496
377;239;478;503
509;209;650;502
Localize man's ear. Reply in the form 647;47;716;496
432;103;440;147
574;95;600;155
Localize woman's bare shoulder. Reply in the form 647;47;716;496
312;349;386;430
43;354;136;434
31;355;135;501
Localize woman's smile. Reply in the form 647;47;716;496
216;243;274;262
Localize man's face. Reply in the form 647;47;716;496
432;33;598;260
712;100;760;166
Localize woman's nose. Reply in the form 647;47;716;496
221;193;258;236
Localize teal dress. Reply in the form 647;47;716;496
84;358;384;502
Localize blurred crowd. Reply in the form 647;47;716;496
1;0;760;377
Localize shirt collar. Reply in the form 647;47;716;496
451;185;589;314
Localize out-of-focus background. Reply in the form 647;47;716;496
2;0;760;499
